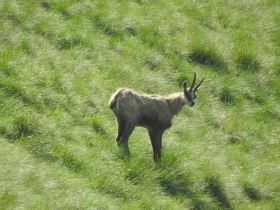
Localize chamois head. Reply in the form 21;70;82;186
182;73;205;107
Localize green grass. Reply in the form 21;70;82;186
1;0;280;209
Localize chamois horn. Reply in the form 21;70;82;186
189;72;196;90
194;76;205;92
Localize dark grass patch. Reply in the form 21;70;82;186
124;26;137;37
160;173;190;197
156;164;189;195
6;132;88;176
59;152;86;174
39;0;51;10
251;105;280;123
0;114;43;145
265;107;280;120
56;37;82;50
47;142;89;175
32;21;55;41
0;79;34;105
12;115;42;139
4;13;21;24
51;1;73;19
24;137;53;161
187;46;226;70
160;178;211;210
93;16;124;38
243;184;267;201
219;87;236;104
133;0;146;5
244;92;265;105
158;167;213;210
205;176;232;209
227;135;241;144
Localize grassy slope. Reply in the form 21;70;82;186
0;0;279;209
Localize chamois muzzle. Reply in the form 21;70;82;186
189;101;195;106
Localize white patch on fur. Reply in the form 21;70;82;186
115;100;119;110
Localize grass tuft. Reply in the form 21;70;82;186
219;87;236;104
159;171;190;197
234;49;261;72
39;0;51;10
143;54;162;71
0;190;17;210
187;45;226;70
243;183;267;201
56;37;82;50
13;115;40;139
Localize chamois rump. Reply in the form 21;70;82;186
109;73;205;161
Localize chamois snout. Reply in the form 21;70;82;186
189;101;195;107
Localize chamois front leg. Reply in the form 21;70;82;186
148;128;164;162
155;131;163;162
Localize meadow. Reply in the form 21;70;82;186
0;0;279;209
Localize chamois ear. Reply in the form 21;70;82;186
182;81;187;90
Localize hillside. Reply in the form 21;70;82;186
0;0;279;209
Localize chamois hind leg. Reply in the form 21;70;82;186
116;117;126;142
119;122;135;155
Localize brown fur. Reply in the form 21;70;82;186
109;74;204;161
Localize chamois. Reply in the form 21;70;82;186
109;73;205;161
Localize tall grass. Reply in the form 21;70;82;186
0;0;280;209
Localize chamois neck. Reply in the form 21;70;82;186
165;93;186;116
